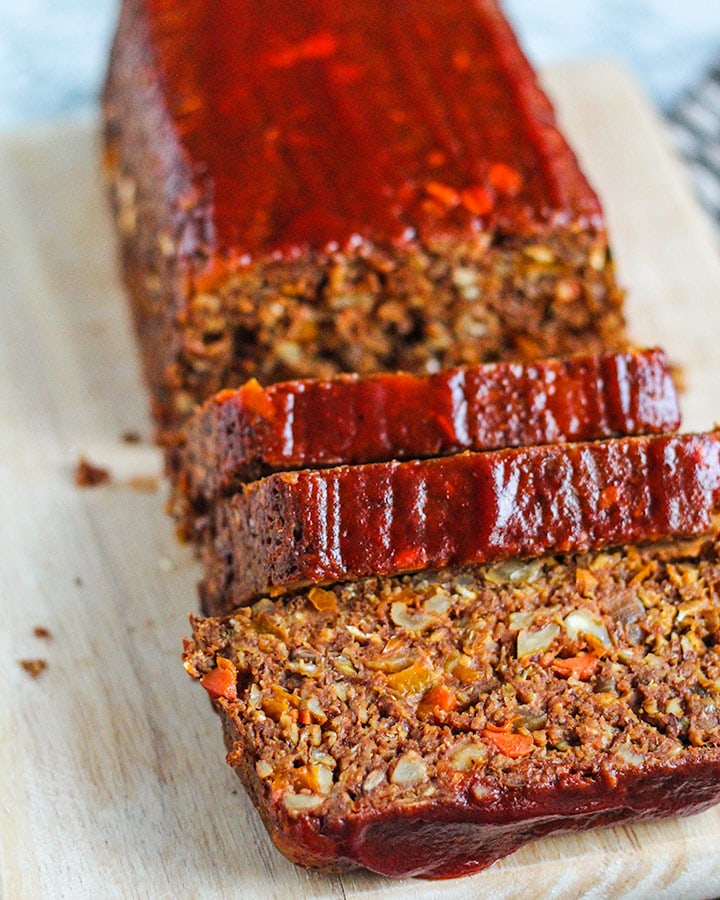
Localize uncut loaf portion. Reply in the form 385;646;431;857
103;0;625;436
176;347;679;519
198;432;720;614
184;534;720;879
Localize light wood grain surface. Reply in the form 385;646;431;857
2;62;720;900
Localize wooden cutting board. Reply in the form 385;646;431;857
2;62;720;900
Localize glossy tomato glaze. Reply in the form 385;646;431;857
268;757;720;878
185;348;680;498
221;432;720;604
144;0;602;257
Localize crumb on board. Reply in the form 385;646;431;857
33;627;52;640
74;456;111;487
74;576;83;587
126;475;159;493
19;659;47;678
121;430;142;444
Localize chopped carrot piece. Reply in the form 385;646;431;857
418;684;458;718
482;729;534;758
488;162;523;196
262;686;300;721
461;184;494;216
552;653;599;681
308;587;337;612
211;388;238;405
425;180;460;207
200;657;238;700
239;378;275;419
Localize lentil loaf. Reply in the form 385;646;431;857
198;432;720;613
184;535;720;878
103;0;625;437
177;347;679;512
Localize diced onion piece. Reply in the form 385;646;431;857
365;652;412;673
513;707;548;731
391;752;428;787
363;769;385;793
252;597;275;615
365;636;413;673
283;793;324;814
471;783;493;803
449;741;489;772
563;609;612;648
313;765;334;794
676;600;704;624
485;558;542;585
248;683;262;707
310;749;336;768
286;658;318;676
615;744;644;766
346;624;373;640
516;623;560;659
304;696;326;722
424;593;452;615
390;601;433;632
334;654;356;676
508;610;534;631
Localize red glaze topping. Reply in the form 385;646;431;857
144;0;602;258
184;349;680;500
225;433;720;602
339;760;720;878
259;763;720;878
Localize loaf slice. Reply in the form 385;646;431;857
184;535;720;878
198;432;720;613
178;348;679;511
103;0;625;435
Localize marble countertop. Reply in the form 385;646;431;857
1;0;719;130
504;0;720;111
